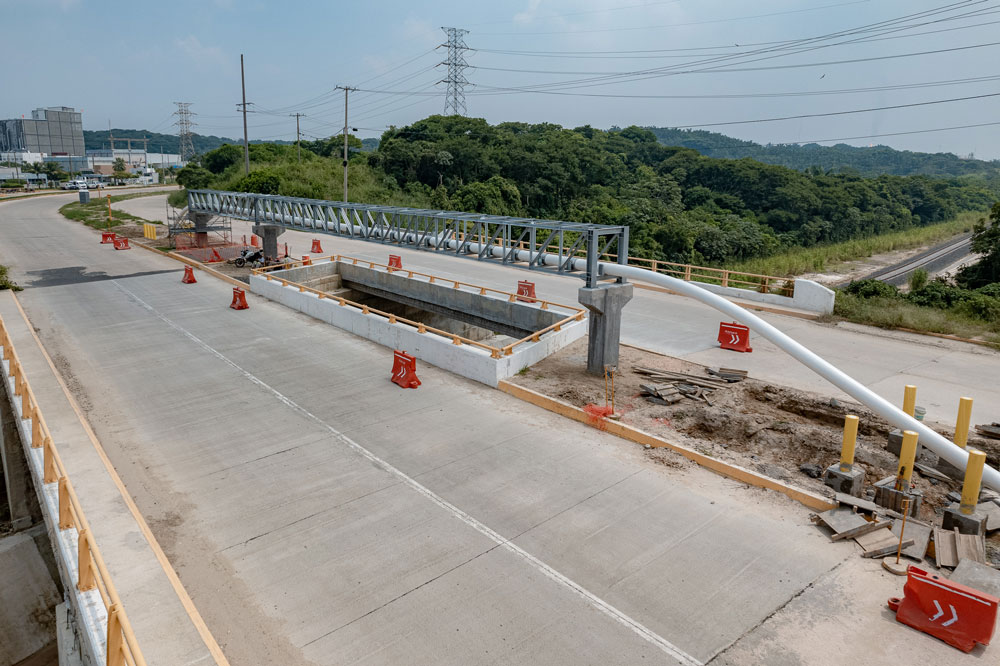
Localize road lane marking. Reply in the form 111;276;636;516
112;280;703;666
11;292;232;666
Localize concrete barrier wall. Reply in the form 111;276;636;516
250;274;586;386
636;276;835;315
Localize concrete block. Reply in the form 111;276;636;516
941;504;987;536
949;559;1000;598
823;464;865;496
0;529;60;665
935;456;965;481
873;476;922;517
886;429;925;459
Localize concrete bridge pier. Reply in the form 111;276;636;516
578;282;633;376
253;224;287;261
191;212;213;249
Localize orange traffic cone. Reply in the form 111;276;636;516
230;287;249;310
311;239;323;253
182;266;197;284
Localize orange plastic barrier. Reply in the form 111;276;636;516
101;231;116;244
230;287;249;310
390;350;421;388
181;266;197;284
888;566;998;652
112;237;130;250
718;321;752;353
251;235;259;248
516;280;536;303
388;254;403;271
302;255;312;266
311;239;323;253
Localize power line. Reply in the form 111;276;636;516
783;120;1000;145
440;27;471;115
669;91;1000;129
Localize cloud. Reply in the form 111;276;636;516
514;0;544;25
175;35;228;68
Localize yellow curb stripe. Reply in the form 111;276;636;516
498;379;836;512
11;292;231;666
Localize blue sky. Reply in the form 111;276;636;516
4;0;1000;158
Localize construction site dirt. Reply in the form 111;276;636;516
508;338;1000;565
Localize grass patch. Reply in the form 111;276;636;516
0;264;21;291
59;194;161;230
729;212;981;277
831;292;1000;345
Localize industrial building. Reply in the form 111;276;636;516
0;106;84;155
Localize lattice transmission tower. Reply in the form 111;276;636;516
173;102;196;161
440;27;470;116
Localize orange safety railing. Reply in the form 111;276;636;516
0;317;146;666
251;254;586;357
485;235;794;297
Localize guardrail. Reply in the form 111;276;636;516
490;236;793;296
252;254;586;358
0;316;146;666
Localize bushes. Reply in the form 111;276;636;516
203;144;245;174
0;264;20;291
233;169;281;195
906;280;973;309
844;279;899;299
908;268;928;292
956;293;1000;321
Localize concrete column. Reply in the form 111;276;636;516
0;377;38;531
578;282;634;376
252;224;286;262
191;212;213;249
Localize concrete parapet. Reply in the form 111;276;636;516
638;277;835;315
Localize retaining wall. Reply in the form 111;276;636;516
652;278;835;315
249;269;586;387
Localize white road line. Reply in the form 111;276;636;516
111;280;702;666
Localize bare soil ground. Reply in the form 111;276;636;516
798;245;932;286
509;339;1000;562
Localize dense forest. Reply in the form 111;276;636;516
646;128;1000;178
176;115;999;268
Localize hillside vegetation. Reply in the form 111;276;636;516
175;115;998;273
647;127;1000;178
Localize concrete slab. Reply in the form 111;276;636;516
0;193;869;665
0;528;60;665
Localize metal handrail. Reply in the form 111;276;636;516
251;255;586;356
0;318;146;666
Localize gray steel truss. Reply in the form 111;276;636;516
187;190;629;287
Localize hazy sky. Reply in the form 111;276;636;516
4;0;1000;158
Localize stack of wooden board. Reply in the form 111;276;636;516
974;422;1000;439
634;366;746;407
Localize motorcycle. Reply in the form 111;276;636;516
234;247;264;268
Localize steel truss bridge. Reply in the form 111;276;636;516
187;190;628;287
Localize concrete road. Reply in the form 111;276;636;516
0;193;868;665
118;195;999;428
3;191;989;665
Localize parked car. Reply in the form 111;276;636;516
60;180;77;190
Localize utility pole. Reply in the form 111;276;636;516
335;86;357;202
239;53;250;175
290;112;305;163
439;27;470;116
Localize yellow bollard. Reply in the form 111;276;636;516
839;415;859;472
902;385;917;418
895;430;918;491
960;449;986;515
954;397;973;449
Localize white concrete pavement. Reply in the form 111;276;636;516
0;190;858;665
117;194;1000;425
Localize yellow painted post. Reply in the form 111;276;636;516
954;397;973;449
902;385;917;417
895;430;918;491
960;449;986;515
58;478;73;529
106;603;124;666
106;194;112;230
77;530;95;591
31;408;42;447
43;438;58;484
839;415;859;472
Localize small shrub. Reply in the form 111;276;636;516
0;264;21;291
906;279;973;309
975;283;1000;299
234;169;280;195
844;279;899;299
908;268;928;292
956;293;1000;322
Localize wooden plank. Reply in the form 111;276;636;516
855;525;915;559
815;507;868;537
933;527;959;568
890;519;932;560
836;493;880;514
956;530;987;565
832;518;889;541
978;502;1000;532
914;462;951;482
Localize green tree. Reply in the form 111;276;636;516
113;157;128;172
203;144;244;174
957;202;1000;288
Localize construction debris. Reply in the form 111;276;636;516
949;560;1000;599
891;518;932;560
812;507;889;541
974;422;1000;440
635;366;745;407
934;527;987;568
856;527;914;558
706;367;749;382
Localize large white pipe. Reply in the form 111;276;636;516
603;263;1000;493
247;199;1000;492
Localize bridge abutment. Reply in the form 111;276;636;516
252;224;286;261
